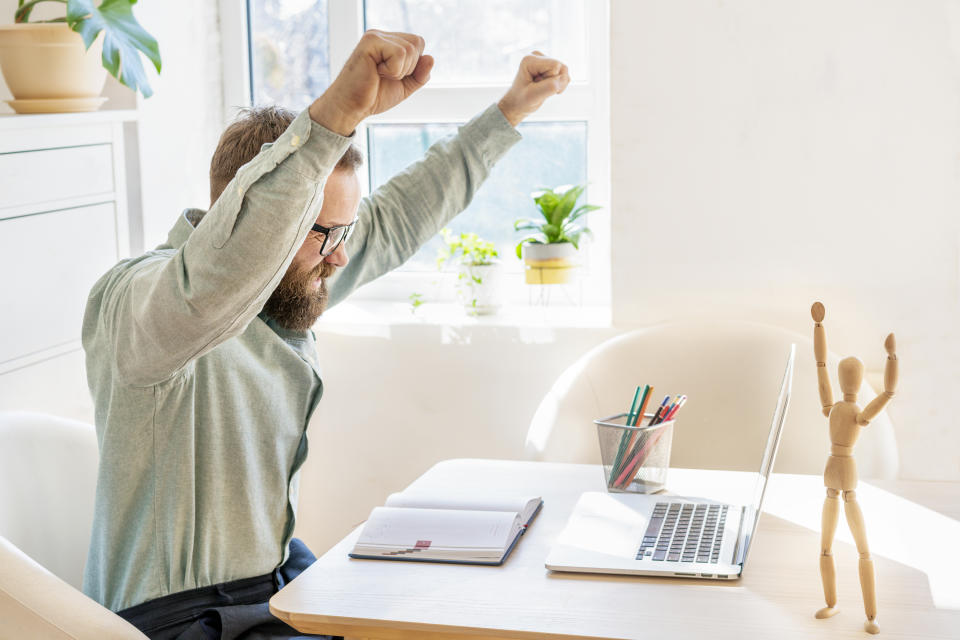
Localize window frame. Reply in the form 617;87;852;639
220;0;610;306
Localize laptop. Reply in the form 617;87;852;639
545;344;795;580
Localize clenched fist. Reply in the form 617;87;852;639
498;51;571;127
309;30;434;135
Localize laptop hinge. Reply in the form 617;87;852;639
730;506;748;566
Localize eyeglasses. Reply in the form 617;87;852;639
310;217;358;257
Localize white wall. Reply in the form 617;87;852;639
610;0;960;482
133;1;225;249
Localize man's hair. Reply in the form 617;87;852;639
209;105;364;204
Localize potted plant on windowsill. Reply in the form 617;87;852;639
0;0;160;113
437;228;504;316
514;183;601;285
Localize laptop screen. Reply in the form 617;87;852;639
736;344;795;567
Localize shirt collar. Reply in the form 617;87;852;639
164;209;205;250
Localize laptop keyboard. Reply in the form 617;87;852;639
637;503;728;564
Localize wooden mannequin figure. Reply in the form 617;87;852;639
811;302;898;635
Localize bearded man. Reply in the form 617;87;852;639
80;30;568;639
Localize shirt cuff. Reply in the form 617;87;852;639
276;109;356;183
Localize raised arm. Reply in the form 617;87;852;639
812;302;835;417
326;53;570;305
85;31;433;386
857;333;898;425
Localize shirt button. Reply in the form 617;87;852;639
290;135;301;147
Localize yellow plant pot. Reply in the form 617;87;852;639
0;23;106;112
521;242;579;285
523;258;577;284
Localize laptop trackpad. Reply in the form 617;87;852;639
553;492;660;560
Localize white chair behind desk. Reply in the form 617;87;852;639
0;411;147;640
525;321;899;479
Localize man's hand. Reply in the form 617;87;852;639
498;51;570;127
309;30;434;136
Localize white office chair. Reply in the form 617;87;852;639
0;411;147;639
525;321;899;479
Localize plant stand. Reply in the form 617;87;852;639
527;279;584;307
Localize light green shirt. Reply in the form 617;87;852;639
81;104;521;611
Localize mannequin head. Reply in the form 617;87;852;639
838;356;864;395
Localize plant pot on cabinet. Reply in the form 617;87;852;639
0;23;107;113
522;242;578;285
458;261;504;315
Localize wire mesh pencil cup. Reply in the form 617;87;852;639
596;413;675;493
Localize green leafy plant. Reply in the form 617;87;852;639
436;228;499;273
436;228;501;314
14;0;162;98
514;183;601;258
408;292;424;314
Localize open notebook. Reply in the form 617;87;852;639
349;491;543;565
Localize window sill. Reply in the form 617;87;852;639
314;300;612;336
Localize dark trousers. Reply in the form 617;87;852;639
117;539;343;640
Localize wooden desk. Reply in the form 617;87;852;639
270;460;960;639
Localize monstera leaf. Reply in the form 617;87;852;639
66;0;161;97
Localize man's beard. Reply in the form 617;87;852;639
262;262;337;331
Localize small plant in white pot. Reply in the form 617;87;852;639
0;0;160;113
514;183;601;285
437;228;504;316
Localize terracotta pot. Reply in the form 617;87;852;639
0;23;106;112
521;242;579;285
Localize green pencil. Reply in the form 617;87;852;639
610;385;644;483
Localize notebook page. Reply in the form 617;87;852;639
384;492;535;516
356;507;520;551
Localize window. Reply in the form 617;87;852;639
222;0;609;305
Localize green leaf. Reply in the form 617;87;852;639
550;184;584;227
513;219;544;232
567;204;601;225
541;223;561;243
533;190;559;221
67;0;162;98
515;236;543;259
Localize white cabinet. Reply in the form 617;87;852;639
0;110;138;382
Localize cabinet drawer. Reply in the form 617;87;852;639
0;144;114;212
0;203;118;364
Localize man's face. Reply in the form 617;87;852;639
262;167;361;330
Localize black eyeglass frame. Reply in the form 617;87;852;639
310;217;358;257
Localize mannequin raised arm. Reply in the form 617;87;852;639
812;302;835;417
857;333;898;426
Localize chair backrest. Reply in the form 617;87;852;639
525;321;899;479
0;411;99;589
0;535;148;639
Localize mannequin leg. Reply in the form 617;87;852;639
816;488;841;619
844;490;879;634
